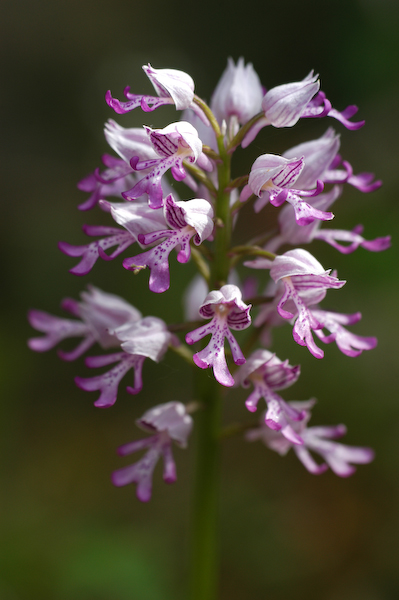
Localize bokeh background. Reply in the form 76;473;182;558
1;0;399;598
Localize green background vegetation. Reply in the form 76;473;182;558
1;0;399;598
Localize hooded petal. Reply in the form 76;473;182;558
210;57;263;125
137;401;193;447
105;200;167;240
79;286;142;348
104;119;158;164
270;249;330;280
262;71;320;127
143;64;195;110
164;195;214;243
283;128;341;189
112;316;171;362
247;154;304;197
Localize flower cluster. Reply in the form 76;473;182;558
28;59;389;500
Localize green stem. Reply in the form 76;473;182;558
190;371;223;600
193;96;222;138
184;162;218;196
190;120;232;600
226;174;249;190
202;145;222;162
168;343;195;366
211;135;232;288
191;247;211;283
227;111;264;152
229;245;276;270
229;245;276;260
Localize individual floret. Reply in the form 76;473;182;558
59;200;167;275
75;317;172;407
311;309;377;357
236;349;305;444
247;249;346;358
77;120;157;210
122;121;212;209
247;403;374;477
28;286;142;361
283;127;382;193
106;64;202;116
270;249;345;358
210;57;263;139
242;71;365;147
112;401;193;501
256;185;390;255
240;154;332;226
123;194;214;293
186;285;251;387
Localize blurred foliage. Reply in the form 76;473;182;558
1;0;398;598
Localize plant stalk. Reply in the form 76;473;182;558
190;127;232;599
190;371;223;600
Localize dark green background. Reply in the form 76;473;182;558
1;0;399;598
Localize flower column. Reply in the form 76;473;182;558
27;59;389;600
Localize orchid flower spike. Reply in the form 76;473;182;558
27;58;385;506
